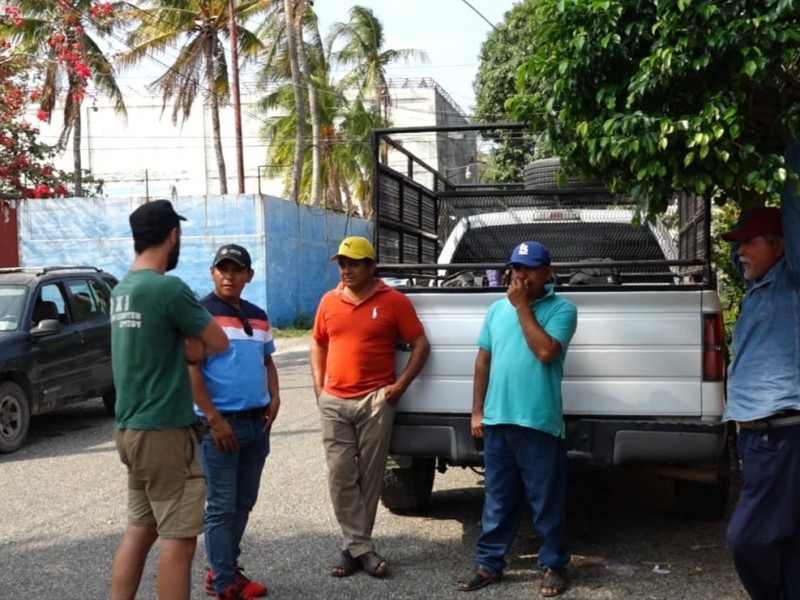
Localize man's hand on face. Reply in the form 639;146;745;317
507;277;531;308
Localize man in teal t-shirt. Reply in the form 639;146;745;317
457;241;577;598
109;200;229;600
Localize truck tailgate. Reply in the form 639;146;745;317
396;289;723;418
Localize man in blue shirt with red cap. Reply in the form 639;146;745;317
724;137;800;599
457;240;577;597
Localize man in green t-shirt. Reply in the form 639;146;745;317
110;200;229;600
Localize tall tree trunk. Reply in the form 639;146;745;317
294;4;322;206
206;40;228;195
283;0;306;202
323;150;342;211
378;83;389;164
73;106;83;197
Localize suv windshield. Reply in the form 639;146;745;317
0;285;28;331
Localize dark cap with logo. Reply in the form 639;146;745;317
129;200;186;242
213;244;252;269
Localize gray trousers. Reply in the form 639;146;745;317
318;388;396;558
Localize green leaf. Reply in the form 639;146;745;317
743;60;757;77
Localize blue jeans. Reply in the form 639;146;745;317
476;424;569;577
201;416;270;593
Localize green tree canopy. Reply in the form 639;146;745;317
473;0;539;182
3;0;126;196
509;0;800;215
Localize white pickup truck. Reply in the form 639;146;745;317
373;124;730;520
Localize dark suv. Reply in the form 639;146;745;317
0;266;118;453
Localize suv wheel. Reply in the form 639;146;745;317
0;382;31;453
102;389;116;416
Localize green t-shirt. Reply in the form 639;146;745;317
111;270;212;429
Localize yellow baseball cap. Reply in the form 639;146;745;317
330;236;376;261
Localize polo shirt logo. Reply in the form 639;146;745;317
372;307;378;319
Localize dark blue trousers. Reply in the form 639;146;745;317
727;424;800;600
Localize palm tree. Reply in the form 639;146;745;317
256;46;380;214
256;4;414;215
3;0;127;196
279;0;305;202
331;96;383;215
117;0;265;195
327;5;428;123
257;0;324;204
292;2;323;206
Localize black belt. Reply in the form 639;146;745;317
218;407;265;420
738;410;800;430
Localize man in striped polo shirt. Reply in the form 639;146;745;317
189;244;281;600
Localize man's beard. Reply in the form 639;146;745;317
166;240;180;272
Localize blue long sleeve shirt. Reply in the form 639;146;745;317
724;137;800;422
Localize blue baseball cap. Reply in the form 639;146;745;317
506;241;551;268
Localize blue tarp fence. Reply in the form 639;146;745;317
17;195;372;327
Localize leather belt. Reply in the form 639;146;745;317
219;407;265;420
738;411;800;430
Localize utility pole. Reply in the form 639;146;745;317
228;0;245;193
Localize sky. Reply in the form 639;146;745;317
313;0;519;115
105;1;519;115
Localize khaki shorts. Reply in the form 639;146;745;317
115;426;206;539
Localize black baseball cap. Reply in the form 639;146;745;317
129;200;186;242
213;244;252;269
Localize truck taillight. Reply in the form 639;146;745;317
703;313;725;381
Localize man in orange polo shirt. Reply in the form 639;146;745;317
311;236;430;580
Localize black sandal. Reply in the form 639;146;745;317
358;551;388;578
540;566;568;597
457;567;499;592
330;550;361;578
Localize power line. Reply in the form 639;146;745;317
458;0;499;32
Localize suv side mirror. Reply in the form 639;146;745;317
31;319;63;337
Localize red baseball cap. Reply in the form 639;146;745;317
721;207;783;242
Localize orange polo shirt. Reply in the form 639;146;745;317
312;280;425;398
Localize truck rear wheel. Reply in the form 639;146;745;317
381;457;436;513
674;478;730;520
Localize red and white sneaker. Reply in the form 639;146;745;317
205;564;268;598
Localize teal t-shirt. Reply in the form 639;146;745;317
111;270;212;429
477;284;577;438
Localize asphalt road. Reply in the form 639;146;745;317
0;335;748;599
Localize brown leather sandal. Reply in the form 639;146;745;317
540;566;568;597
457;567;499;592
330;550;361;578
